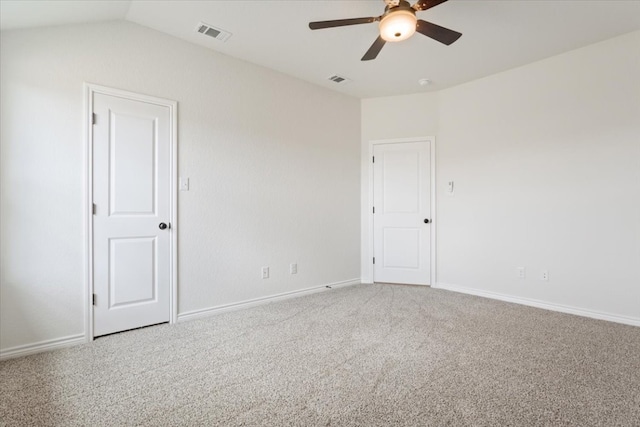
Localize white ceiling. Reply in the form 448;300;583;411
2;0;639;98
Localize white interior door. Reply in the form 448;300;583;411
92;92;172;337
373;141;431;285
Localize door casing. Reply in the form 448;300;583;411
84;83;178;341
366;137;436;286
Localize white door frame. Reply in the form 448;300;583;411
367;137;436;286
83;83;178;341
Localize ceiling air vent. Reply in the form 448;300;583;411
327;74;352;84
196;22;231;42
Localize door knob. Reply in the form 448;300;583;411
159;222;168;230
424;219;430;224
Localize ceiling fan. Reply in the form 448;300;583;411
309;0;462;61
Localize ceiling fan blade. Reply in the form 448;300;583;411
309;17;378;30
361;36;386;61
413;0;449;12
416;19;462;45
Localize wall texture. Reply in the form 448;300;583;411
436;30;639;322
0;21;361;353
362;30;640;323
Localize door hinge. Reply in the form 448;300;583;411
92;113;97;125
373;257;376;264
372;156;375;163
92;203;96;215
373;206;375;214
92;294;97;306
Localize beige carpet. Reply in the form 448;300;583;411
1;283;639;426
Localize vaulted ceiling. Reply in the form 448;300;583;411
2;0;639;98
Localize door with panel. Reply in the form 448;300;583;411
92;92;172;337
373;140;431;285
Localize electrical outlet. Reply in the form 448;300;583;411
517;267;526;279
261;267;269;279
540;270;549;281
290;263;297;274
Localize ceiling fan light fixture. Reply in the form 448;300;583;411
379;10;417;42
308;0;461;61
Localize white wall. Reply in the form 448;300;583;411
362;31;640;322
0;21;361;353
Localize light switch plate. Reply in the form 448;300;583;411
179;177;189;191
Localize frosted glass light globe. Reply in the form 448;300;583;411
379;10;417;42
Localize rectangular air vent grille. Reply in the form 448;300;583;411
196;22;231;42
328;75;352;84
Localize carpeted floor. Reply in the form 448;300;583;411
1;283;639;426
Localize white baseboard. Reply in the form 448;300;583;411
433;282;640;327
0;280;362;360
0;334;87;361
178;278;362;322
